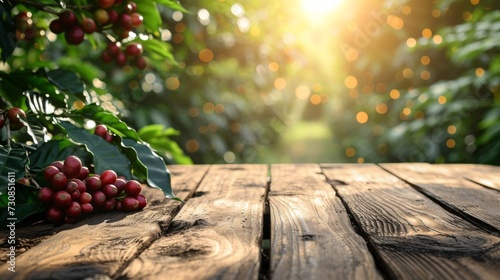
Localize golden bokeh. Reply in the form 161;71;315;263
356;111;369;124
345;76;358;89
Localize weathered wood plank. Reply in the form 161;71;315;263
381;163;500;232
0;165;209;280
322;163;500;280
121;164;268;280
269;164;381;280
447;164;500;192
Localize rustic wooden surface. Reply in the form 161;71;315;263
1;163;500;280
322;164;500;280
269;164;381;280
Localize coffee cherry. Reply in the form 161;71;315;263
65;180;79;193
49;19;65;34
65;26;84;45
124;180;141;197
46;206;64;223
71;190;81;201
125;2;137;14
103;198;116;212
63;155;82;179
38;187;54;204
130;13;143;27
8;108;26;131
44;165;60;182
81;203;94;214
53;190;72;208
94;9;109;24
105;133;114;143
134;56;147;70
115;52;127;67
91;191;107;208
94;124;108;137
76;167;90;180
100;170;117;185
81;18;97;34
125;44;142;57
137;194;147;210
86;176;102;192
107;10;119;24
99;0;115;9
120;13;133;30
51;172;68;190
114;178;127;194
64;217;77;224
65;201;82;218
59;10;77;27
79;192;92;204
121;197;139;211
115;200;122;211
102;184;118;198
51;161;64;171
101;51;113;63
72;178;86;193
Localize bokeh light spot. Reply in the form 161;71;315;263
345;147;356;157
376;103;388;114
296;85;311;100
199;48;214;63
356;111;369;124
345;76;358;89
438;96;447;104
186;140;199;153
274;78;287;89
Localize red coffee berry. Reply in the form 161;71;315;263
49;19;65;34
53;190;72;208
86;176;102;192
125;44;142;57
79;192;92;204
121;197;139;211
114;178;127;194
99;0;115;9
105;133;113;143
101;51;113;63
91;191;107;208
103;198;116;212
120;13;133;30
115;52;127;67
125;2;137;14
65;26;85;45
115;200;122;211
124;180;141;197
44;165;60;182
100;170;117;185
81;203;94;214
65;180;79;193
72;178;86;193
8;108;26;131
76;167;90;180
107;10;119;24
94;124;108;137
64;217;77;224
102;184;118;198
71;190;81;201
51;172;68;190
59;10;77;27
135;56;147;70
65;201;82;218
51;161;64;171
46;206;64;223
137;194;147;210
38;187;54;204
130;13;143;27
81;18;96;34
63;155;82;179
94;9;109;24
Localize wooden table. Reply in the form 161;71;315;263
1;163;500;280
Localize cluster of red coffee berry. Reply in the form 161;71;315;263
39;155;147;224
49;10;95;45
101;41;146;69
94;124;114;143
0;107;27;131
13;11;40;42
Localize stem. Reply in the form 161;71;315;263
5;116;11;148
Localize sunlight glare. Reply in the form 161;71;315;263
301;0;344;18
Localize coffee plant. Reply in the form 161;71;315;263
0;0;188;227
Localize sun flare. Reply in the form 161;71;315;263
300;0;344;17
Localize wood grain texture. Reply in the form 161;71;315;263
269;164;381;280
0;165;209;280
321;164;500;280
446;164;500;192
121;164;268;280
381;163;500;231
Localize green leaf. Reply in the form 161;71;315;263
122;138;176;199
135;0;162;33
0;4;16;62
140;38;175;62
24;90;56;114
71;104;142;141
0;146;28;195
59;121;132;178
47;68;85;98
28;139;91;175
156;0;190;13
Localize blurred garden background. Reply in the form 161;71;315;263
4;0;500;165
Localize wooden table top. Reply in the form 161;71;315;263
1;163;500;280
